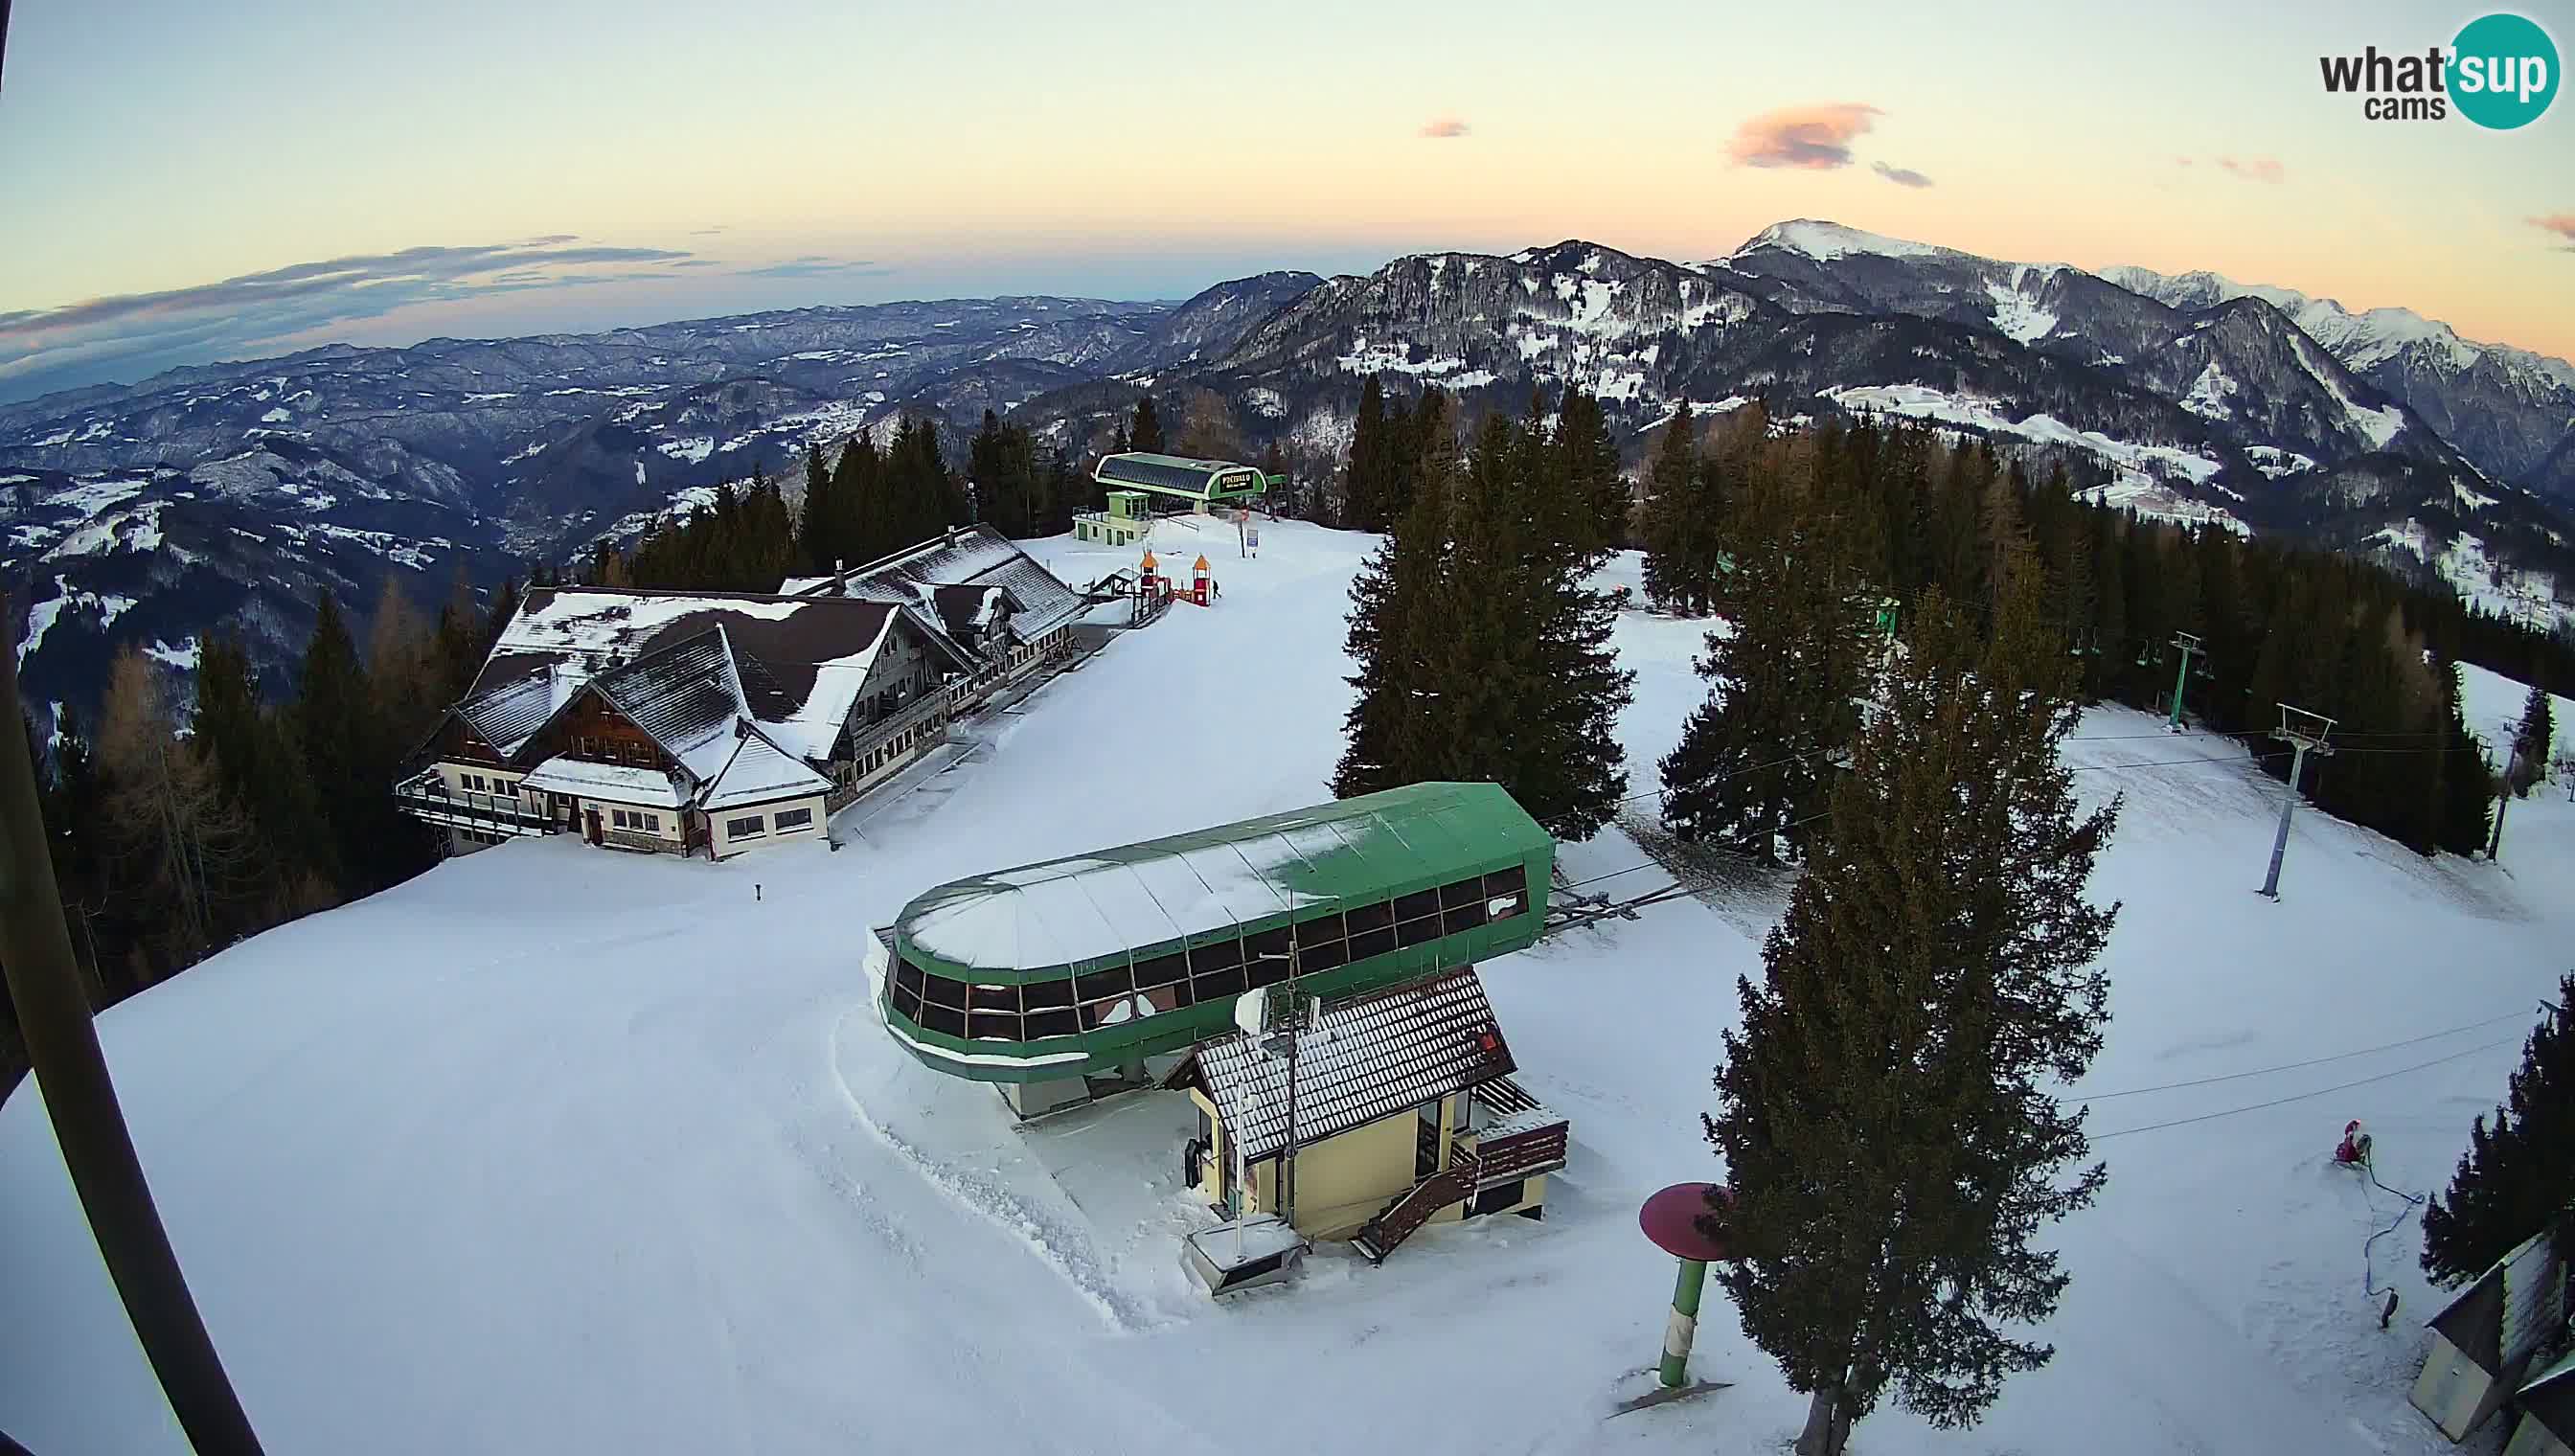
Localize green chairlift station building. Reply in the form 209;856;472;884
869;782;1555;1118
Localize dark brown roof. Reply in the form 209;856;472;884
1177;967;1515;1164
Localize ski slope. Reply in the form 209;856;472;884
3;519;2570;1455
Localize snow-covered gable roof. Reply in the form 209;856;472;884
786;525;1085;653
698;729;832;811
1176;967;1515;1164
518;756;688;808
453;588;941;768
524;627;832;813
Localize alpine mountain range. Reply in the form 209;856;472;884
6;218;2571;734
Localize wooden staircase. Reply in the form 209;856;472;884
1352;1148;1480;1263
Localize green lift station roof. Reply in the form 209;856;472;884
894;782;1550;981
1092;451;1271;502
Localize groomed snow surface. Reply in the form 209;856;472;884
5;522;2573;1454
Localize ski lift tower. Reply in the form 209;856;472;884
2163;632;2207;732
2258;703;2336;900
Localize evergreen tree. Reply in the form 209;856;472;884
1707;584;2119;1456
1128;395;1165;455
368;576;442;747
2421;974;2575;1285
193;634;339;905
1659;438;1871;862
1345;375;1390;533
799;442;841;573
1176;387;1244;462
2511;683;2555;797
1639;410;1699;611
295;592;424;893
1553;386;1628;553
1332;416;1456;798
2432;654;2496;854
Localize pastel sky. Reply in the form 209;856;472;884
2;0;2569;403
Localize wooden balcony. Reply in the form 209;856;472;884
393;773;554;837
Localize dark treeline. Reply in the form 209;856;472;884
1641;402;2555;861
592;414;1091;593
6;572;526;1061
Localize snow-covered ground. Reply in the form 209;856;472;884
4;519;2571;1455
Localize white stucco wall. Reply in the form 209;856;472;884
710;796;827;857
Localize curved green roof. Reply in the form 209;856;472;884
894;783;1550;980
1092;452;1267;500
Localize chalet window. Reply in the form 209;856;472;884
1469;1179;1526;1217
774;808;813;831
642;813;661;833
611;808;630;829
726;814;765;839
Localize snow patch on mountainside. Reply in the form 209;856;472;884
1821;384;2224;485
2372;524;2569;630
20;586;138;664
1985;274;2059;345
2182;362;2239;421
2290;338;2404;449
2245;446;2318;479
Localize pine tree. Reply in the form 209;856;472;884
1640;410;1699;611
192;634;339;904
1659;438;1871;862
2431;654;2495;854
1332;415;1456;799
1707;583;2119;1456
368;576;442;747
799;442;841;572
1129;395;1165;455
1553;386;1628;554
2511;683;2554;797
2421;974;2575;1285
295;592;424;893
1345;375;1390;533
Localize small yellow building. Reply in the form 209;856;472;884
1167;967;1568;1263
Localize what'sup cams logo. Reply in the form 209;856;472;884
2318;11;2559;127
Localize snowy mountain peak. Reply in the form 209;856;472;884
1732;218;1952;264
2102;263;2534;377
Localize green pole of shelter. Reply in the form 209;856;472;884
1660;1257;1707;1388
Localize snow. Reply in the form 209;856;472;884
2245;445;2318;479
658;437;716;465
516;755;686;808
498;590;811;660
18;586;139;664
2291;338;2404;449
143;637;201;671
1333;337;1470;377
2181;361;2238;421
45;502;166;560
1821;384;2225;487
1739;218;1949;263
1983;273;2059;345
44;476;147;515
6;521;2575;1456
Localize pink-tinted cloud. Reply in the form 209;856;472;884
2530;214;2575;243
1725;103;1883;170
2175;156;2195;168
1871;161;1933;188
1419;117;1470;139
2216;155;2287;184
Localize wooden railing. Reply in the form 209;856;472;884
1468;1121;1570;1184
1354;1147;1479;1263
392;775;553;835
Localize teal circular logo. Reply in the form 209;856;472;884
2452;12;2559;128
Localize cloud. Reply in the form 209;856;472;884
2215;155;2287;184
1871;161;1933;188
1725;102;1882;170
2530;214;2575;243
0;238;695;402
2175;156;2195;168
1419;117;1470;139
672;258;721;268
734;256;894;280
690;225;729;236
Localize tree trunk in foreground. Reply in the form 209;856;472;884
1799;1379;1854;1456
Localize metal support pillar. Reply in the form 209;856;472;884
2259;703;2336;900
1659;1257;1708;1388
